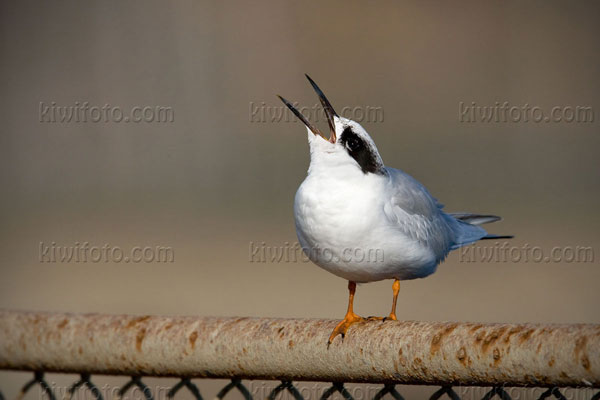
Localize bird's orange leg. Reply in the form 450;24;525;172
367;279;400;321
328;281;364;345
387;279;400;321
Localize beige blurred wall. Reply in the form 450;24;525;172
1;0;599;396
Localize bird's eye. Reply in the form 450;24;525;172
346;137;362;151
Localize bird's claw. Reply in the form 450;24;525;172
328;312;363;346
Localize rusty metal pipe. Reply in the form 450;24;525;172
0;310;598;387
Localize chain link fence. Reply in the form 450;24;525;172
8;372;600;400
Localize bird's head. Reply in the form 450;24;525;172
278;75;386;176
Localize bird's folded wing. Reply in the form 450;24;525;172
382;168;453;252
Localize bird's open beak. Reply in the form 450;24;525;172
277;75;338;143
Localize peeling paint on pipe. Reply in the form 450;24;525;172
0;310;598;387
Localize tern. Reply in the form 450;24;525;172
278;75;512;345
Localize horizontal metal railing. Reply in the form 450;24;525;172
0;310;598;399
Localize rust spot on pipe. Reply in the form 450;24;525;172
457;347;467;366
575;336;588;356
582;356;591;371
504;326;523;343
57;319;68;329
493;348;501;365
288;340;295;349
431;334;441;351
481;329;502;353
519;328;534;343
475;330;485;344
396;347;408;367
136;328;146;352
430;324;457;356
548;357;555;367
127;316;150;328
189;331;198;349
574;336;591;370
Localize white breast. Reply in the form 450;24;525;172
294;169;441;283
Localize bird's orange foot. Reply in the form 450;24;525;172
328;312;364;345
366;313;397;322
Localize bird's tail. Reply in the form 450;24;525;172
449;213;513;249
450;213;501;225
480;233;515;240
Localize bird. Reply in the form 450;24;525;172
278;75;512;345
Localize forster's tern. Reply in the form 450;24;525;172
278;75;512;344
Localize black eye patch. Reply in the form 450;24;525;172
340;127;383;174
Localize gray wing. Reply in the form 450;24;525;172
382;167;460;259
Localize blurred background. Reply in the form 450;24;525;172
1;0;599;397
